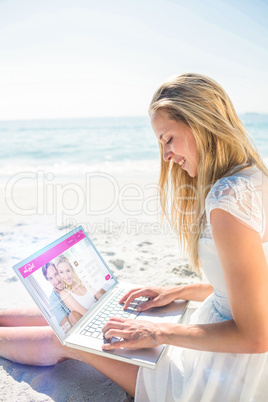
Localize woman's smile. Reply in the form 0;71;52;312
151;111;198;178
57;262;74;286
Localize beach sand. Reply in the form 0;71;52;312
0;168;203;401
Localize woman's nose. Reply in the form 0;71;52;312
163;148;173;162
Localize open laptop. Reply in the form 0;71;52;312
13;226;188;369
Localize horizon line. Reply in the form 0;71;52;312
0;112;266;124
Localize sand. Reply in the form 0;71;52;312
0;168;203;401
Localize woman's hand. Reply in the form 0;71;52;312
119;286;178;312
102;317;163;350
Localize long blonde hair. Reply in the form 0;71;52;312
55;254;82;290
149;73;268;271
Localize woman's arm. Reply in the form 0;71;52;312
157;209;268;353
208;208;268;352
60;290;88;317
103;209;268;353
170;282;214;303
120;283;213;311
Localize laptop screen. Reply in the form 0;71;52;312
13;226;116;341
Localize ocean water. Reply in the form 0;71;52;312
0;116;158;176
0;114;267;177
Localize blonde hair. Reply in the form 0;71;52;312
55;254;81;290
149;73;268;271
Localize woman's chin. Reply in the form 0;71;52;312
184;166;197;178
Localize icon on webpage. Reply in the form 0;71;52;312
105;274;111;281
23;262;35;274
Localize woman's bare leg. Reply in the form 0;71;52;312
0;307;48;327
74;348;139;397
0;324;138;397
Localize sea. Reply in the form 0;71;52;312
0;113;267;177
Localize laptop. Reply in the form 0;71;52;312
13;226;188;369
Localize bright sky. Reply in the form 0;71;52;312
0;0;267;120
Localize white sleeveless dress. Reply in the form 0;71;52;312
135;166;268;402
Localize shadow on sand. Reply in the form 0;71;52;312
0;357;129;401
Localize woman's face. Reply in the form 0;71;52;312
151;110;198;178
57;262;74;286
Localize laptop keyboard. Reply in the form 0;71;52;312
79;287;148;340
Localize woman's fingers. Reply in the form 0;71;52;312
103;328;126;341
102;317;126;335
123;291;146;310
136;297;160;311
119;289;147;309
119;288;142;303
102;318;131;349
102;317;138;340
102;338;132;350
102;318;161;350
105;316;125;323
120;288;157;310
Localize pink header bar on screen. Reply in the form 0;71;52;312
19;230;86;279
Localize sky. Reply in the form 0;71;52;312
0;0;267;120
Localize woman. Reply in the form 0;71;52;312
55;255;97;316
0;73;267;401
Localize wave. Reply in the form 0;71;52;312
0;159;161;178
1;156;267;176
